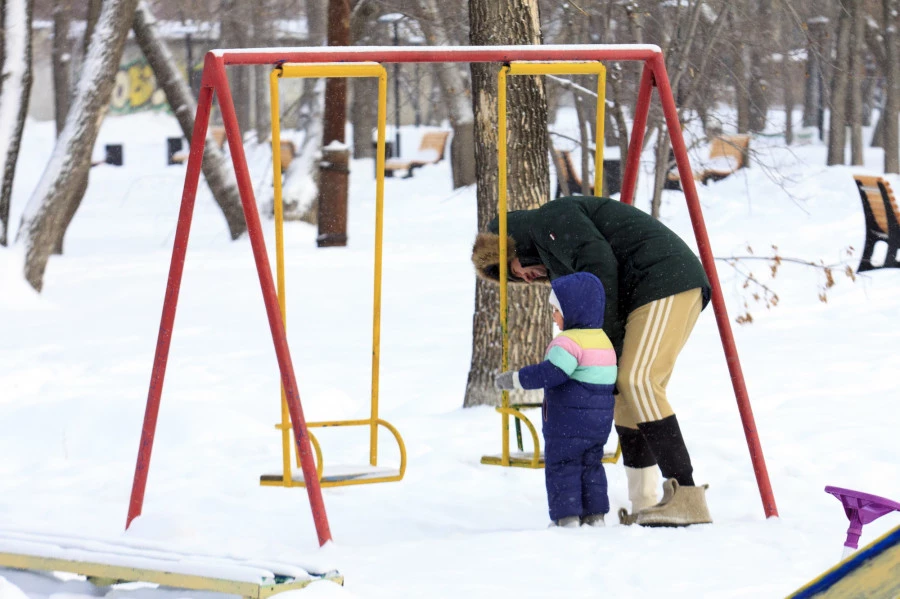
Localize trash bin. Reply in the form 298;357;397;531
373;140;394;177
603;158;621;196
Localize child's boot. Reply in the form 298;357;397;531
581;514;605;527
552;516;581;528
635;479;712;527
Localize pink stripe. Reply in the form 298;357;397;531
548;335;582;360
579;348;617;367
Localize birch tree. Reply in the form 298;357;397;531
465;0;551;407
132;1;246;238
0;0;34;247
277;0;327;222
419;0;476;188
16;0;140;291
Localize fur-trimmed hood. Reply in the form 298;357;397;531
471;232;518;282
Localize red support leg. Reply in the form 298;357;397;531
206;55;333;545
126;67;216;529
619;63;654;207
649;54;778;519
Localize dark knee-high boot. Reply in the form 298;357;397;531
637;414;695;487
616;425;661;519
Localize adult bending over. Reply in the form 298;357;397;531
472;195;712;527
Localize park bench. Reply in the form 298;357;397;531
853;174;900;272
168;128;295;172
667;134;750;189
553;148;594;197
383;130;450;178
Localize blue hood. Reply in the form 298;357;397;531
551;272;606;330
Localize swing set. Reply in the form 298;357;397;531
125;44;779;551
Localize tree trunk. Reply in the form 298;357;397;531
778;1;794;145
0;0;34;247
848;0;864;166
803;16;829;133
17;0;140;291
253;4;271;145
278;0;327;223
883;0;899;173
133;1;246;239
221;0;250;136
52;0;101;255
466;0;551;408
349;0;379;159
420;0;476;188
52;1;72;137
828;3;852;166
316;0;350;247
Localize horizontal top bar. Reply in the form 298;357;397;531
279;63;386;78
212;44;662;65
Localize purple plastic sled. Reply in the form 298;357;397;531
825;485;900;557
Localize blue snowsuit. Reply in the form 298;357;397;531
517;273;616;521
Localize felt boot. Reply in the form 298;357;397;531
635;478;712;527
617;465;662;525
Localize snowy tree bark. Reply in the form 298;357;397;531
0;0;34;247
465;0;551;408
419;0;476;188
52;0;101;255
277;0;326;222
16;0;139;291
52;1;72;136
132;1;246;239
349;0;379;160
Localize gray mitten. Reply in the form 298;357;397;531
494;371;521;391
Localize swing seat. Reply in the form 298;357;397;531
261;464;402;486
260;418;407;488
480;405;621;469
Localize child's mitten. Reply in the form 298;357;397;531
494;371;522;391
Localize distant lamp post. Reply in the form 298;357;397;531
378;13;404;157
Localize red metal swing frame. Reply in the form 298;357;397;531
126;45;778;548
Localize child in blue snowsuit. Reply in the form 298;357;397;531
495;272;616;527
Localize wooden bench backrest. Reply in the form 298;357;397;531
709;134;750;169
855;175;900;233
211;126;227;149
552;149;593;194
418;131;450;162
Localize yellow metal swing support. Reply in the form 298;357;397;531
481;61;621;469
260;62;406;489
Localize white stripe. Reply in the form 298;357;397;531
630;296;673;422
628;300;660;422
642;296;674;421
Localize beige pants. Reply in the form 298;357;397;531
614;288;703;428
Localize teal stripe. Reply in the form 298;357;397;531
546;346;578;375
570;365;618;385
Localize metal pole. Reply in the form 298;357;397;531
649;54;778;519
619;64;654;206
210;56;334;544
127;62;215;529
393;22;401;157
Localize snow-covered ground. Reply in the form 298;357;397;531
2;109;899;598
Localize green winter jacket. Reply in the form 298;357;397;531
488;196;710;353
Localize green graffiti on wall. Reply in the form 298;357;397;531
110;58;169;114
